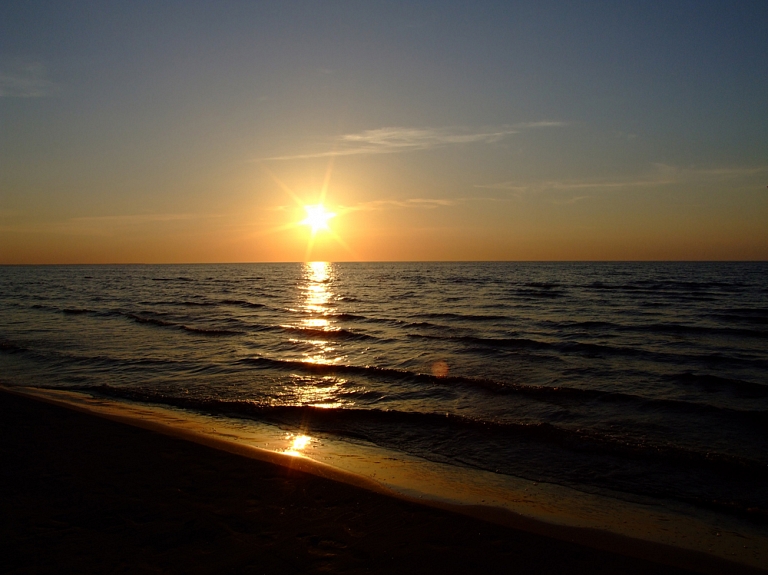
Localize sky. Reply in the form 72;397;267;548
1;1;766;263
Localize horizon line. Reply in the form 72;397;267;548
1;259;766;266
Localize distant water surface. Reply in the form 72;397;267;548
1;262;766;523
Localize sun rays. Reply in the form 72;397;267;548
256;154;354;261
300;204;336;233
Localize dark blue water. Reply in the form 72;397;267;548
1;262;766;521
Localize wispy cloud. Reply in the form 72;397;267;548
0;63;56;98
477;164;768;194
549;195;593;205
68;213;203;225
651;163;768;178
516;121;568;129
266;197;465;215
477;178;676;192
348;197;463;211
0;213;216;235
260;122;566;161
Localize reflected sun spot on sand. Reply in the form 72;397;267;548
285;433;312;456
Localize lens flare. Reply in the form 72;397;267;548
300;204;336;233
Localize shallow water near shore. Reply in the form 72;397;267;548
11;385;768;571
1;262;767;567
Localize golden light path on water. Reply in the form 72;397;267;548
283;261;348;411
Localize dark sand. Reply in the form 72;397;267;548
0;389;748;575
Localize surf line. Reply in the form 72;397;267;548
3;385;764;575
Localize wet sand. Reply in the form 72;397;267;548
0;388;755;575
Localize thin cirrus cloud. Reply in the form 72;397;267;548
345;197;463;212
475;179;676;193
259;122;566;161
67;213;205;224
0;213;214;235
0;63;56;98
266;197;463;214
476;164;768;194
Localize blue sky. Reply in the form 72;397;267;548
1;1;766;262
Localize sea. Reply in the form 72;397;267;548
1;262;767;548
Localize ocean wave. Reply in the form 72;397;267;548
122;313;242;336
180;326;243;336
586;279;746;292
31;303;63;312
329;312;369;321
413;312;510;322
0;339;27;353
277;325;376;341
237;356;768;424
72;384;766;469
60;383;768;520
707;309;768;325
511;288;565;299
547;319;767;339
220;299;265;309
407;332;768;368
125;312;176;327
669;372;768;398
61;308;92;315
138;300;218;307
150;276;194;282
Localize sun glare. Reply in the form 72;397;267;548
300;204;336;234
285;433;312;456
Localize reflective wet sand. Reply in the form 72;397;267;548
10;385;766;573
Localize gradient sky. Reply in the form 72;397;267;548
1;1;766;263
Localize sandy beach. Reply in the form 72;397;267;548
3;388;762;575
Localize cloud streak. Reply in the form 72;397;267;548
0;213;216;236
477;164;768;194
347;197;463;211
68;213;204;224
260;122;566;161
0;63;56;98
476;178;676;192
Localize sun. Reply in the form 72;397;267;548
300;204;336;234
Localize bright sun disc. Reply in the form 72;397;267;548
300;204;336;233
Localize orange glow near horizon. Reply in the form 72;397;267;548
298;203;352;262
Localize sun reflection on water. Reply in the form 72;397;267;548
285;433;312;456
298;262;339;365
282;262;351;409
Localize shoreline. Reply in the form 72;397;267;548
2;385;765;574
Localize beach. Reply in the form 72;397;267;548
2;262;767;574
2;388;760;575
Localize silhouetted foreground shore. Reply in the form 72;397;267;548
0;389;753;575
